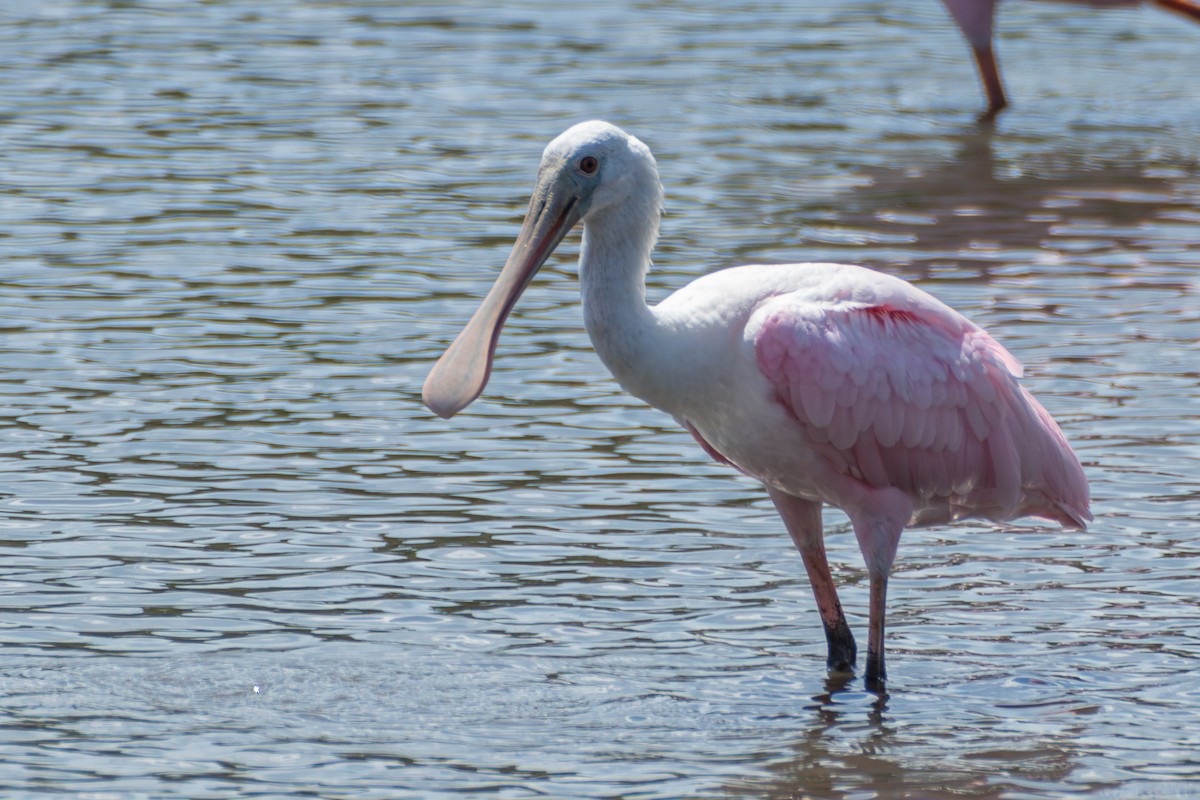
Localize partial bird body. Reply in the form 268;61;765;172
940;0;1200;119
624;261;1085;524
423;121;1090;689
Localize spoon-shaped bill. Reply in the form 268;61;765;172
422;190;583;419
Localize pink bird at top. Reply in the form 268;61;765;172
940;0;1200;120
422;121;1091;690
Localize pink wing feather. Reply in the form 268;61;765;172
755;300;1090;529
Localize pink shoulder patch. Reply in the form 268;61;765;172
860;304;921;325
860;302;1023;378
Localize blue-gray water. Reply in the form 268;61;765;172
2;1;1199;798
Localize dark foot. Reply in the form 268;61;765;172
825;624;857;674
864;649;886;693
977;109;999;125
977;101;1006;124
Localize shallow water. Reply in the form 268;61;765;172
2;1;1199;797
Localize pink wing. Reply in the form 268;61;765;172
755;300;1090;529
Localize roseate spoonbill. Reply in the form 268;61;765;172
941;0;1200;120
422;121;1091;689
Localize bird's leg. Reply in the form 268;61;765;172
941;0;1007;119
971;43;1007;122
1154;0;1200;21
767;487;856;673
865;571;889;692
849;506;906;694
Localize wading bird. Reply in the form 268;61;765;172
941;0;1200;120
422;121;1090;689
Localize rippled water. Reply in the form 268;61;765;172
2;1;1199;797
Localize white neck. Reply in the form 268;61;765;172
577;197;664;405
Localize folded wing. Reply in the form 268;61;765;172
755;299;1090;528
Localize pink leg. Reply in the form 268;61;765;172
865;572;889;691
1155;0;1200;21
768;487;856;673
971;43;1007;122
850;514;905;692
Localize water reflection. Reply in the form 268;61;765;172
749;712;1078;800
698;666;1104;798
842;130;1197;278
707;125;1199;283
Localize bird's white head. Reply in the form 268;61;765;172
537;120;660;223
422;121;661;419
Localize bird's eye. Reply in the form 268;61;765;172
578;155;599;175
